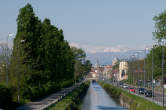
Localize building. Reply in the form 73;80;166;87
112;57;119;66
118;61;128;81
102;65;112;79
111;69;119;81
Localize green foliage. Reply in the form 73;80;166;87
146;45;166;79
127;59;144;85
99;82;165;110
47;82;89;110
153;11;166;41
99;82;121;100
0;84;12;109
71;47;92;81
0;3;91;108
112;62;119;70
8;3;75;103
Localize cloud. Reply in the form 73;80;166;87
69;42;152;53
70;43;133;53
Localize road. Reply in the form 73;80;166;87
103;79;166;107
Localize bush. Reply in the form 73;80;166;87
47;82;89;110
0;84;13;109
99;82;165;110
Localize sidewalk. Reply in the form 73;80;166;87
14;84;80;110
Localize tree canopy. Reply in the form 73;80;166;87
7;3;91;102
153;11;166;41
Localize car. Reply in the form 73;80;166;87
118;82;124;88
137;88;147;94
145;90;152;97
129;88;135;92
123;85;128;89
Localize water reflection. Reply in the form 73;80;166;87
81;82;128;110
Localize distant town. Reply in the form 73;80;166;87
88;57;128;81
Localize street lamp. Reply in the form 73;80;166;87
144;48;149;89
17;39;25;103
152;41;158;101
131;55;135;84
161;38;165;107
132;54;138;85
134;52;139;86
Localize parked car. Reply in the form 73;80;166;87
129;87;135;92
119;82;124;88
145;90;152;97
137;88;146;94
123;84;128;89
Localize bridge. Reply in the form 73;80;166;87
85;77;99;81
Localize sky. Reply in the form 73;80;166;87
0;0;166;53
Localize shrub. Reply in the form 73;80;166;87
0;84;13;109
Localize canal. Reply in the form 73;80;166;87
81;82;128;110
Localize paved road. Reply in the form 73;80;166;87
15;84;80;110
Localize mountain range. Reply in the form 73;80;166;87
86;50;146;66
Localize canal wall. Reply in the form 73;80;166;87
47;81;90;110
99;82;165;110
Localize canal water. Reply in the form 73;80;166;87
81;82;128;110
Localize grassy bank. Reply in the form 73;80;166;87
99;82;165;110
47;82;89;110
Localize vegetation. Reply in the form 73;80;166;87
99;82;165;110
47;82;89;110
71;47;92;82
127;59;144;85
0;84;13;109
141;10;166;82
0;3;91;109
123;10;166;85
9;3;75;102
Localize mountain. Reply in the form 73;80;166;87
86;50;146;65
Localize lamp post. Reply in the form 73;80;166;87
161;39;165;107
152;45;154;100
131;55;135;85
17;39;25;103
137;51;143;87
144;48;148;89
138;50;144;87
152;41;158;101
136;52;140;87
135;52;139;86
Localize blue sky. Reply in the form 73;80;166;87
0;0;166;52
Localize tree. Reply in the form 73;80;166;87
153;11;166;41
71;47;92;81
9;3;75;101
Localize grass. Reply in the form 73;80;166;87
47;82;89;110
99;82;166;110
